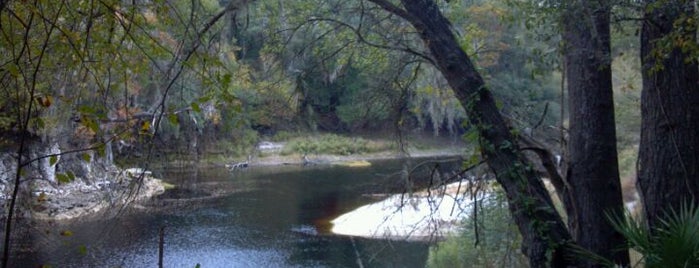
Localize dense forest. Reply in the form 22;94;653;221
1;0;697;267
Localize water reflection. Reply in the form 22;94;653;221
13;157;460;267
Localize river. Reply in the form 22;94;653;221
13;157;462;267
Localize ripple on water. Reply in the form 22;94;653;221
107;246;289;268
290;224;318;236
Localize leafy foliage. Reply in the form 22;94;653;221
0;0;226;149
609;203;699;268
427;190;526;268
282;133;393;156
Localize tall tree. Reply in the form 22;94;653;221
638;0;699;228
367;0;574;266
562;0;629;266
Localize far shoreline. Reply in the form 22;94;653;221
142;134;470;170
147;147;470;171
248;148;468;167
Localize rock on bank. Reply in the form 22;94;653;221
0;145;165;221
30;168;165;221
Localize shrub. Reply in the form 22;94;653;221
271;130;301;142
427;190;526;268
281;133;392;155
608;202;699;268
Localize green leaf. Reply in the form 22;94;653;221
168;114;179;125
221;73;232;87
197;96;211;103
232;103;243;113
35;117;45;129
465;152;480;167
78;105;97;115
56;173;70;184
66;171;75;181
81;153;91;162
463;129;479;143
191;102;201;113
97;145;106;157
81;117;99;133
87;119;99;133
495;99;504;110
77;245;87;255
6;64;19;77
49;155;58;166
60;230;73;236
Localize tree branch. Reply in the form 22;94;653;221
306;17;435;65
365;0;420;27
518;134;569;210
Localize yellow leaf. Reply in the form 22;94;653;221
140;121;151;133
37;192;48;202
37;96;53;107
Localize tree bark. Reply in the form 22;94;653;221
639;0;699;229
368;1;574;266
563;1;629;266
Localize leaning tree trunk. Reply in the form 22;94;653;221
563;1;629;266
368;0;574;266
639;0;699;229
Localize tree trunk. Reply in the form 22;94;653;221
563;1;629;266
639;0;699;229
369;1;574;266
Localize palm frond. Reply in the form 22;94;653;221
608;201;699;268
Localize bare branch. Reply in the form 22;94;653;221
306;17;435;65
533;102;549;130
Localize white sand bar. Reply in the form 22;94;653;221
331;181;489;241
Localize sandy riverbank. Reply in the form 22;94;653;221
330;180;490;241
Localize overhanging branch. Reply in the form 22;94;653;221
365;0;420;27
306;17;435;65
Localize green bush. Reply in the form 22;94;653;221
281;133;392;155
271;130;301;142
214;128;259;157
427;191;526;268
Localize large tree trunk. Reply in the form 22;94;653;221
369;1;574;266
639;0;699;229
563;1;629;266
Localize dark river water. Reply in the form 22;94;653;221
14;157;460;267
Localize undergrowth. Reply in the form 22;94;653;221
280;134;394;156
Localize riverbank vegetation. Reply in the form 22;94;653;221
281;134;394;156
1;0;697;267
427;191;526;268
